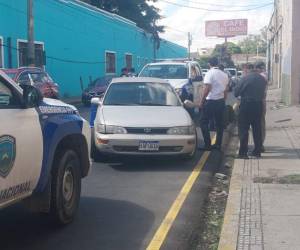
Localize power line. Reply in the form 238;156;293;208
1;43;132;65
175;0;272;8
165;26;187;34
160;0;273;12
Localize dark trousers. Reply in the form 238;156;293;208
200;99;225;147
238;100;263;155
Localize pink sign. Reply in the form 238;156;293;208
205;19;248;37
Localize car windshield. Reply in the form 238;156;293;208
103;82;181;106
90;77;111;88
5;72;17;79
139;64;188;79
30;72;53;84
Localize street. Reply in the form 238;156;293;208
0;106;221;250
1;0;297;249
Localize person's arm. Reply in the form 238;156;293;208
198;70;212;108
224;74;230;100
199;84;212;108
224;84;229;100
234;77;245;97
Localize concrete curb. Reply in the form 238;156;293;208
217;152;241;250
217;102;240;250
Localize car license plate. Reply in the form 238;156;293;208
139;141;159;151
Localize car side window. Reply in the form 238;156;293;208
18;73;31;85
0;77;20;108
30;72;51;84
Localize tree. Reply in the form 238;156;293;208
238;26;268;55
81;0;164;36
197;56;210;69
226;42;242;54
211;44;235;67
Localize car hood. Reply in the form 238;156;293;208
165;79;189;89
100;106;192;127
42;98;76;110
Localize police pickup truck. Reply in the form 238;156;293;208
0;71;90;224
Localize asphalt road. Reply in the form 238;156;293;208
0;105;222;250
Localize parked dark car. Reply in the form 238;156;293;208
2;67;59;99
82;76;113;106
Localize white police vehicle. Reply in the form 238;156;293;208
0;71;90;224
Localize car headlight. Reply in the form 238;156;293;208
167;126;195;135
96;124;127;134
175;88;183;96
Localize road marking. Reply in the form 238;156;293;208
146;137;216;250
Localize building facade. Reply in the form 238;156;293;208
268;0;300;105
0;0;187;97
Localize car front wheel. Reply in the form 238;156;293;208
50;149;81;225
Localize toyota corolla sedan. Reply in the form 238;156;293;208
90;77;197;159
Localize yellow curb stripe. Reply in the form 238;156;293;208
147;136;216;250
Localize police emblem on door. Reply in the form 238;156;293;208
0;135;16;178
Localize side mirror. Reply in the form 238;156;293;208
91;97;102;105
22;85;43;108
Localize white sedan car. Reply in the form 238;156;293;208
91;77;197;159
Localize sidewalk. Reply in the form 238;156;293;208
218;88;300;250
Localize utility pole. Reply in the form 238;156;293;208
223;36;228;64
188;32;192;60
27;0;35;66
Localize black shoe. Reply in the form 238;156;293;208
198;146;212;151
237;154;249;159
249;151;261;158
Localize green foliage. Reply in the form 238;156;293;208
211;44;235;67
197;56;210;69
81;0;164;35
238;26;268;55
226;42;242;54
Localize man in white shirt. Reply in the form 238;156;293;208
198;57;229;150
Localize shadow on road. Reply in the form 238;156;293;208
0;197;154;250
92;152;203;172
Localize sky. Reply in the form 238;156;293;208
151;0;274;52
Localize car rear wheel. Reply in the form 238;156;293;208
50;149;81;225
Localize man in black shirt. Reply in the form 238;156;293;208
235;64;267;158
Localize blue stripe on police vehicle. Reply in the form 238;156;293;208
34;99;84;193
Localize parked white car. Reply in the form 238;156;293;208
90;77;197;159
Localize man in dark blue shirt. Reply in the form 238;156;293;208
235;64;267;158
